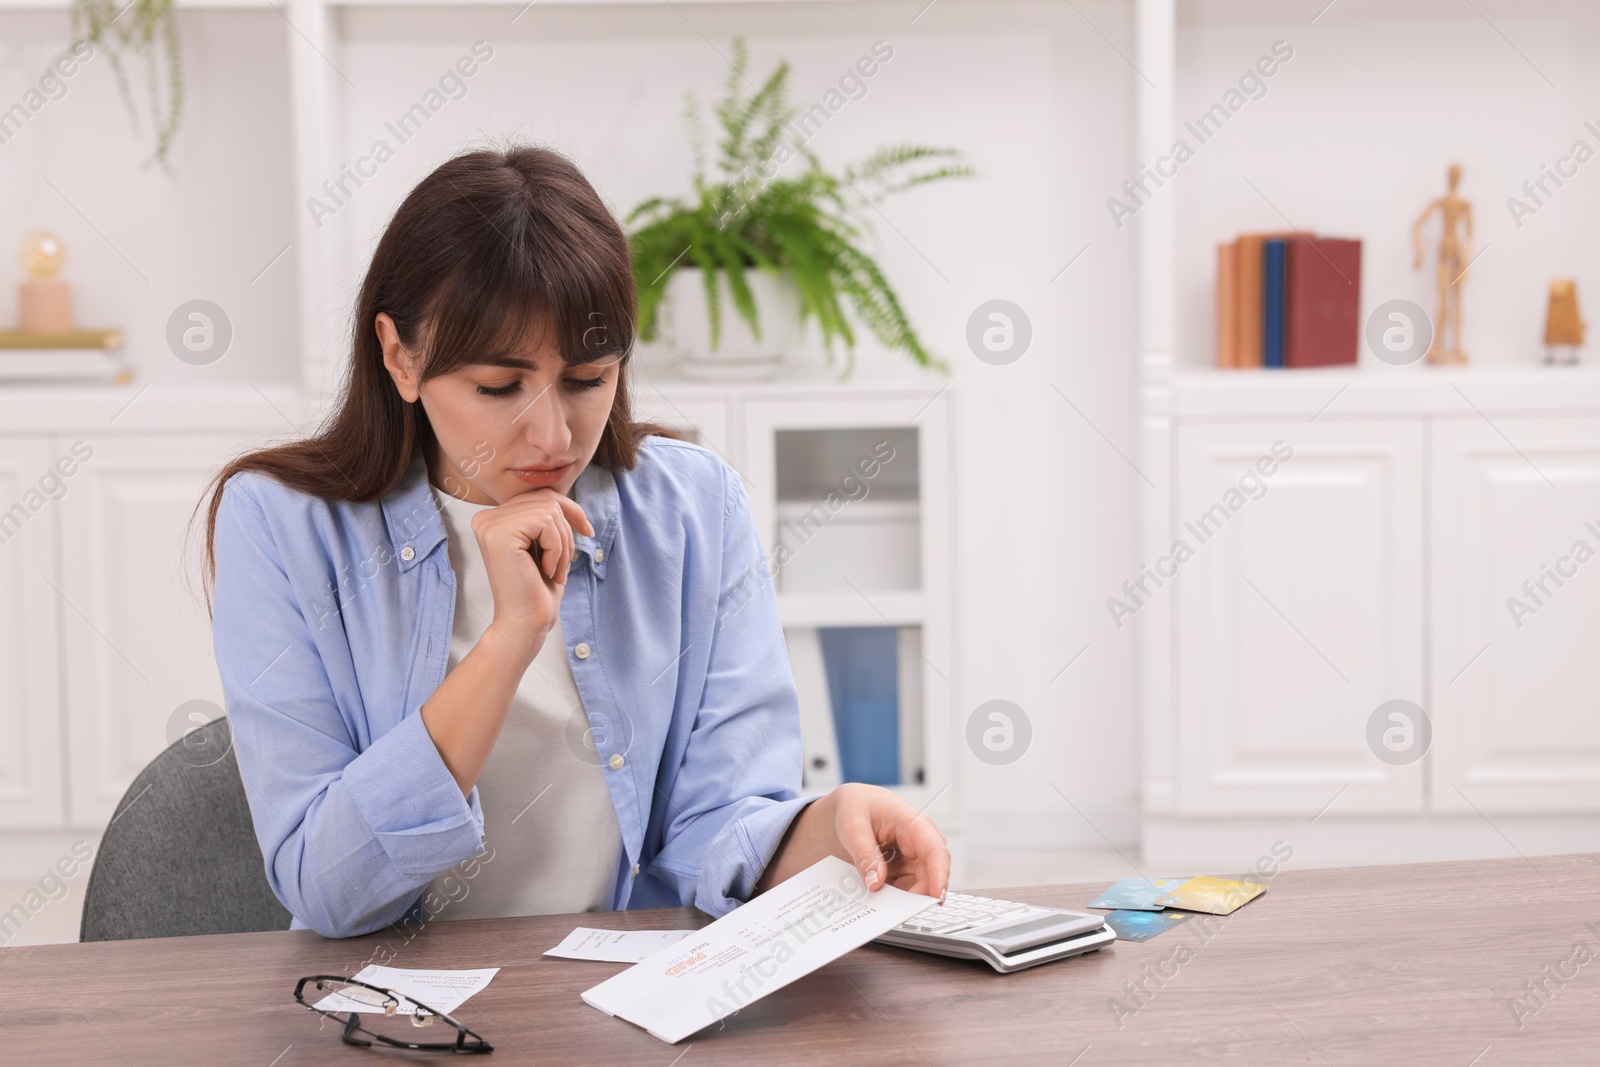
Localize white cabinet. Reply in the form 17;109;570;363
632;368;954;808
1174;421;1424;815
628;385;735;470
1163;398;1600;835
0;437;65;828
743;392;953;804
1430;417;1600;813
58;434;246;826
0;387;294;856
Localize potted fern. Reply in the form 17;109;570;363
627;40;971;379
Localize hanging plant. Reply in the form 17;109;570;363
71;0;184;169
627;38;972;373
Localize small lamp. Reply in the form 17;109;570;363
18;231;73;335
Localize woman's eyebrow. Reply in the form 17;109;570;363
473;355;538;370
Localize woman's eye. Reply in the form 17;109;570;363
475;381;521;397
565;376;606;390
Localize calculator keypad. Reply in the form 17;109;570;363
894;893;1032;935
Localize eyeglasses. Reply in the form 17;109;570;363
293;975;494;1054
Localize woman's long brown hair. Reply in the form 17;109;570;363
199;145;672;595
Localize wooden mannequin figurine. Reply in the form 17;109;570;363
1411;163;1472;364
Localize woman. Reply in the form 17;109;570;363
203;146;949;938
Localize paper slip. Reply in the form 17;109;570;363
583;855;936;1044
314;965;499;1016
546;928;698;964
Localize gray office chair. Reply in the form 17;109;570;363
80;716;291;941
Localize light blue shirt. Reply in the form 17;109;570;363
212;435;811;938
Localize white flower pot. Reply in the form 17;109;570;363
661;267;801;380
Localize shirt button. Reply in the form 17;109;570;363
608;753;625;771
593;548;605;562
575;642;591;659
400;546;415;561
632;863;640;877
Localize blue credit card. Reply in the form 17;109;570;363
1103;909;1193;942
1088;878;1186;911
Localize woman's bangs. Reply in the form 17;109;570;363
419;267;554;377
538;244;636;369
420;222;635;377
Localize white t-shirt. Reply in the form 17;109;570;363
422;488;623;919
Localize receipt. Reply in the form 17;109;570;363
582;856;935;1044
314;964;499;1016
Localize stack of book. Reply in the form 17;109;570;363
1216;233;1362;368
0;328;130;382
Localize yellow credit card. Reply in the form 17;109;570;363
1152;876;1267;915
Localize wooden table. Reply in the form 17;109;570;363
8;854;1600;1065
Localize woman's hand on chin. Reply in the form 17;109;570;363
829;782;950;900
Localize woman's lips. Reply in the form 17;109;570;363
509;463;573;488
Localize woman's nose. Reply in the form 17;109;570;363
514;383;573;456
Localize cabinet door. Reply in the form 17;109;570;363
1174;421;1424;814
58;434;245;826
741;393;952;812
0;437;64;828
1431;417;1600;812
628;383;737;475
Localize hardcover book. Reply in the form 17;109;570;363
1263;239;1287;368
1233;232;1293;367
1285;237;1362;367
1216;241;1238;368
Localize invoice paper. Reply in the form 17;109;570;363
546;927;697;963
314;964;499;1016
582;855;936;1043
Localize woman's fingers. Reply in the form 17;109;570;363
833;797;889;890
892;817;951;902
834;785;950;900
832;784;951;902
555;505;573;585
555;493;595;537
472;489;592;613
533;512;566;581
545;500;571;585
505;492;591;580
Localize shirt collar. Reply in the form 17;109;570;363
381;455;446;573
380;453;620;578
571;458;620;579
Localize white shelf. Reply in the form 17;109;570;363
1171;365;1600;420
776;590;924;629
0;350;129;384
636;358;949;400
0;382;307;433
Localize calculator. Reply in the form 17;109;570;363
874;892;1114;973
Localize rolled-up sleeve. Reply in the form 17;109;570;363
213;479;485;938
651;467;819;917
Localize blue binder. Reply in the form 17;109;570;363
817;627;900;785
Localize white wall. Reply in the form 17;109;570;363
0;10;301;384
1175;0;1600;369
327;0;1144;852
0;0;1143;862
